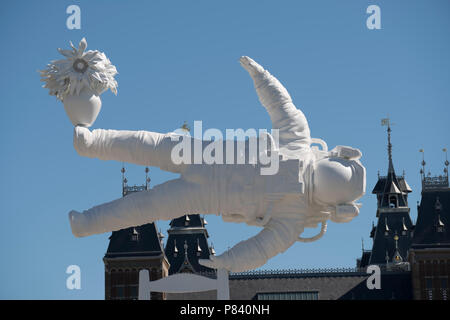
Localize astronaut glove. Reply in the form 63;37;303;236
330;146;362;160
330;203;360;223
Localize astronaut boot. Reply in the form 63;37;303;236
68;210;91;238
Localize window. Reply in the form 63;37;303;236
425;277;433;300
129;285;138;300
256;291;319;300
441;277;448;289
440;277;448;301
131;228;139;241
113;285;125;300
426;278;433;289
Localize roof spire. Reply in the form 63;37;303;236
381;118;394;174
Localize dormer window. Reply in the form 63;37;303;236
435;197;442;212
131;228;139;241
389;195;398;208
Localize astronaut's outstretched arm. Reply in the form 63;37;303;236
199;218;300;272
73;126;185;173
240;56;311;155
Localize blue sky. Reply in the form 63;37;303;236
0;0;449;299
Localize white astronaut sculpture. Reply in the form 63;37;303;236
69;56;366;273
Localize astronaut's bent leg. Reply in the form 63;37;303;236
69;177;215;237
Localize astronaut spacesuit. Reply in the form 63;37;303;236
69;56;366;272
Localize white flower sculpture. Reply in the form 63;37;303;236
40;38;118;101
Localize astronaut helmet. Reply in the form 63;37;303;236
312;155;366;208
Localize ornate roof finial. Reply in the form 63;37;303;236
437;215;445;227
196;238;202;256
121;164;127;196
181;121;190;133
444;148;449;178
177;240;195;272
210;242;216;256
145;167;150;190
402;217;408;231
392;233;403;263
419;149;426;179
174;239;178;254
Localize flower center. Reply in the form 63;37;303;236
73;58;88;73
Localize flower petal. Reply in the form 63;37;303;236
91;72;102;82
58;48;75;58
69;41;77;51
78;38;87;56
